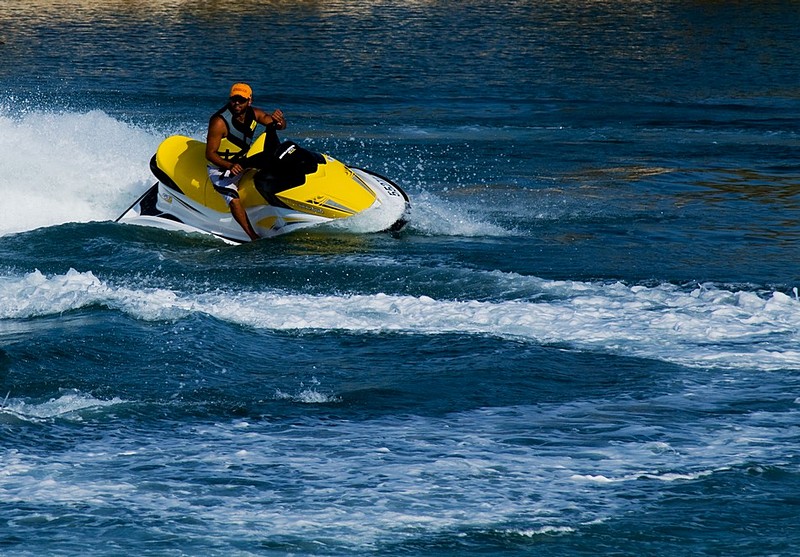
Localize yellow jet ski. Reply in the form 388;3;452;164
116;133;410;243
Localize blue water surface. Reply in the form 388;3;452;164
2;1;800;555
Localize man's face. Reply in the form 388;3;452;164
229;95;250;115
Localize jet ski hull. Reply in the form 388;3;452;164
116;135;410;243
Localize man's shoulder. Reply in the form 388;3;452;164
208;112;228;133
210;104;230;120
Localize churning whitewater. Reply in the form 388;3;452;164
3;267;800;372
2;1;800;556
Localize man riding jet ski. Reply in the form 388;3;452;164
116;83;410;244
206;82;285;240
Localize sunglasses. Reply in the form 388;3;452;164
229;96;249;105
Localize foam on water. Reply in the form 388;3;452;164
2;268;799;372
274;377;342;404
0;390;125;423
405;190;515;237
0;108;158;236
509;526;577;537
0;395;793;548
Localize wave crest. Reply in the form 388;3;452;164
2;268;799;371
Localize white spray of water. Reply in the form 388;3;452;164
0;389;125;422
2;268;800;372
0;109;159;236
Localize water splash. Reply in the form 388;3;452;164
3;268;800;372
0;109;158;236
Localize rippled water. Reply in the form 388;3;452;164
2;1;800;555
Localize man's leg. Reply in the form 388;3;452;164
229;198;259;241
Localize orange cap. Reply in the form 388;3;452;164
229;83;252;99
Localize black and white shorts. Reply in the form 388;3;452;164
207;165;242;206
